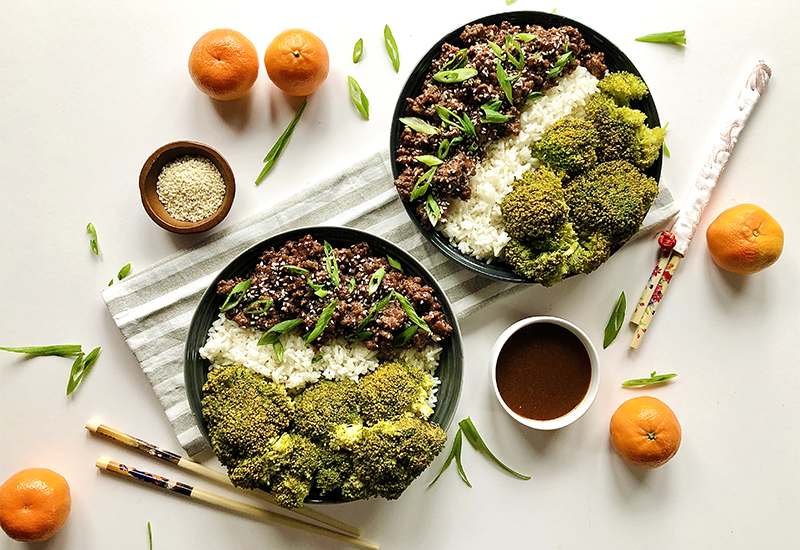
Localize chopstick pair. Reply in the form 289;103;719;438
87;420;377;549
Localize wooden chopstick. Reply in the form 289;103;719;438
630;252;671;325
85;420;359;537
96;457;379;550
630;251;682;349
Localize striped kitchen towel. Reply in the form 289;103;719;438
101;148;677;456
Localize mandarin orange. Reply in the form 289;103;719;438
263;29;329;96
706;203;784;275
188;29;260;101
609;396;681;469
0;468;71;542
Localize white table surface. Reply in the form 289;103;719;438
2;1;798;548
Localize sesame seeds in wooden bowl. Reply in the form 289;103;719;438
139;141;235;234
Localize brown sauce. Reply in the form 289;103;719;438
495;322;592;421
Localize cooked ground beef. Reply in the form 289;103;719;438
394;22;606;227
217;235;453;356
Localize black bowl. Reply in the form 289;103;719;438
185;226;464;504
390;11;662;284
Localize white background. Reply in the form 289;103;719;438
1;1;798;548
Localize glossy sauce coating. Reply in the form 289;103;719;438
495;323;591;421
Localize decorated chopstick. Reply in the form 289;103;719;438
96;458;379;550
85;420;359;537
629;60;771;348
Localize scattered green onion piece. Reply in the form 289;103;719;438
424;194;441;227
255;98;307;185
488;41;505;60
504;35;525;70
635;30;687;45
433;67;478;84
108;280;114;286
409;167;436;202
547;50;573;79
526;91;544;101
394;325;418;347
368;267;385;295
243;299;272;315
496;60;513;103
305;299;339;344
148;522;153;550
86;222;98;255
387;256;402;271
346;331;372;343
384;25;400;72
480;99;514;124
0;345;82;357
323;241;340;287
282;265;310;276
622;371;678;387
273;339;285;363
506;0;517;4
311;355;323;364
415;155;443;166
516;32;537;42
353;38;363;63
347;76;370;120
429;428;468;487
460;113;476;136
117;263;131;280
453;429;472;487
357;293;394;331
394;291;431;333
435;105;461;129
348;278;357;293
662;122;671;158
459;417;530;479
307;277;328;298
399;117;438;135
603;291;626;349
257;319;304;346
67;346;101;395
437;139;451;160
220;279;252;313
441;48;468;71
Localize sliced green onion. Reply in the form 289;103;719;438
516;32;537;42
488;41;505;59
399;117;438;135
504;35;525;70
429;428;468;487
220;279;252;313
311;355;323;364
117;263;131;280
357;292;394;331
505;0;517;4
526;91;544;101
305;299;339;344
257;319;304;346
394;325;418;347
273;340;285;363
148;522;153;550
282;265;310;276
480;99;514;124
243;299;272;315
453;429;471;487
409;167;436;202
547;50;573;79
433;68;478;84
415;155;443;166
108;279;114;286
459;417;530;480
67;346;101;395
496;60;513;103
603;292;626;349
635;30;686;45
662;122;671;158
460;113;476;136
347;76;370;120
0;345;82;357
353;38;363;63
441;48;468;71
86;222;98;255
255;98;307;185
345;331;372;342
367;267;385;295
348;277;357;293
622;371;678;387
384;25;400;72
393;291;431;333
323;241;340;287
387;256;402;271
424;194;441;227
307;277;328;298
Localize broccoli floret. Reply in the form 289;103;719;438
315;447;353;494
566;160;659;244
504;237;577;286
229;432;320;508
293;379;361;442
357;362;434;425
585;92;665;169
566;232;612;275
531;118;598;176
501;168;569;241
597;72;649;106
201;366;293;470
340;414;447;501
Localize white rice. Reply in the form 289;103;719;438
199;313;443;408
440;66;600;260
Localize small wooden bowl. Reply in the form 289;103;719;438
139;141;235;234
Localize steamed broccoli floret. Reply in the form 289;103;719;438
504;237;577;287
585;92;665;169
501;167;569;241
293;379;361;442
597;72;649;106
566;160;659;244
339;414;447;501
356;362;435;425
229;432;321;508
315;447;353;494
531;118;598;176
566;232;613;275
201;366;293;470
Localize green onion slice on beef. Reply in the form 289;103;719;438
305;299;339;344
433;67;478;84
220;279;252;313
399;117;438;135
394;292;431;333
